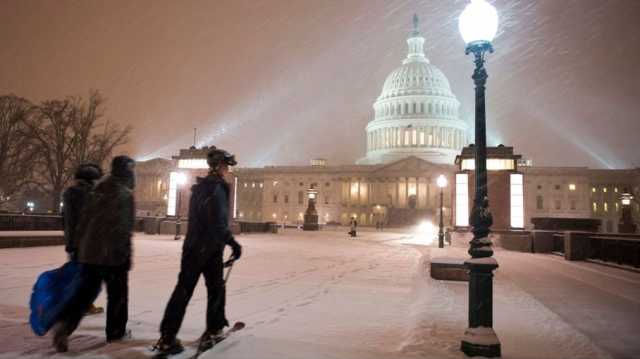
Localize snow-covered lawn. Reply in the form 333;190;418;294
0;228;635;358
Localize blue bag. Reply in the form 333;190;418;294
29;261;100;336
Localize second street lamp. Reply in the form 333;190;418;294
174;172;187;241
437;175;447;248
458;0;501;357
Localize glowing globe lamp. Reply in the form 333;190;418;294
459;0;499;45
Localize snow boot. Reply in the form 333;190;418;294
197;329;223;352
87;304;104;315
52;322;69;353
107;328;132;343
152;336;184;356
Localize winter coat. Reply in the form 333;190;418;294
183;174;233;257
76;175;135;267
62;180;93;255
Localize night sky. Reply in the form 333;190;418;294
2;0;639;169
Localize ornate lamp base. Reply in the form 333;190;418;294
461;326;501;357
461;257;501;357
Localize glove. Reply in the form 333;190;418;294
228;237;242;261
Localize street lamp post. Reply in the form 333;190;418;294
437;175;448;248
174;173;187;241
619;190;637;233
458;0;501;357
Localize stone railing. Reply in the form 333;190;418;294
0;214;63;231
543;231;639;268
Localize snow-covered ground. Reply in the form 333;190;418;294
0;228;637;359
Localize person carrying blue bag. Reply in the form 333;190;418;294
50;156;136;352
62;163;105;315
29;164;104;339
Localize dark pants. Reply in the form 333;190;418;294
60;264;129;340
160;248;228;339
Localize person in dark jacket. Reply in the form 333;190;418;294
153;147;242;356
52;156;136;352
62;163;102;260
62;163;105;315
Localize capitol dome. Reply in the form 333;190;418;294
357;15;469;165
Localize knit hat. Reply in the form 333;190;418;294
111;156;135;178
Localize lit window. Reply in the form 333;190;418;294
510;174;524;228
461;159;515;171
252;182;256;188
259;183;263;188
615;203;619;212
603;187;607;193
272;213;277;219
604;202;608;212
178;159;208;169
593;202;597;212
455;173;469;227
166;172;180;216
614;187;618;193
273;181;278;186
592;187;596;193
244;182;247;188
569;184;576;191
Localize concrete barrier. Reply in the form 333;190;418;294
430;257;469;281
492;230;532;252
564;231;591;261
531;230;556;253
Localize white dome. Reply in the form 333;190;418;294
357;15;469;166
379;61;455;101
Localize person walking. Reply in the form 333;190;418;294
52;156;136;352
61;163;105;315
153;147;242;357
349;217;358;238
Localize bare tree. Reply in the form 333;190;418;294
0;95;38;211
26;91;131;212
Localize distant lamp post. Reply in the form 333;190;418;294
619;190;637;233
174;172;187;241
303;186;319;231
437;175;448;248
26;201;35;213
459;0;501;357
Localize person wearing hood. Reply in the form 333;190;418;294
153;147;242;357
52;156;136;352
61;163;105;315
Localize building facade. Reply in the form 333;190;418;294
133;17;640;234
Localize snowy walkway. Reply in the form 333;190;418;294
0;229;637;358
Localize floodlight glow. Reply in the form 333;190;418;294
416;221;435;245
459;0;499;44
437;174;448;188
175;172;187;185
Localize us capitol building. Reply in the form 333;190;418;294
135;17;639;234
